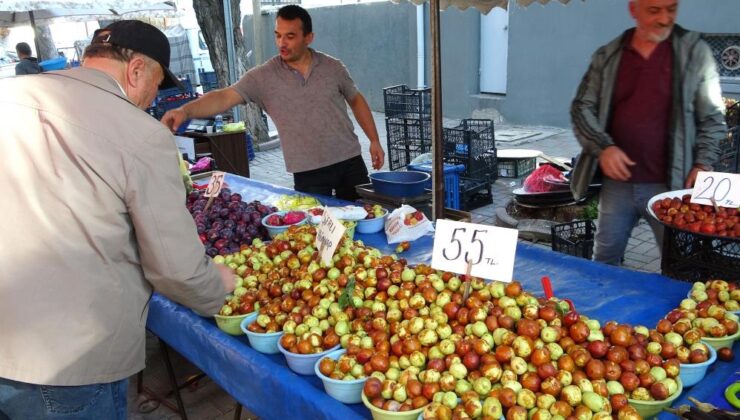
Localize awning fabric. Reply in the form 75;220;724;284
390;0;583;15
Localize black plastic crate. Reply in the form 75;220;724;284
383;85;431;120
716;127;739;174
443;119;498;182
661;225;740;282
727;101;739;128
386;117;432;170
551;220;596;259
498;157;537;178
153;93;198;119
199;68;219;92
459;177;492;211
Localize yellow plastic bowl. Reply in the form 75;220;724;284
703;328;740;350
342;220;357;241
213;312;251;335
361;392;427;420
627;378;683;419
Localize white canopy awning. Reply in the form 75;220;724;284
391;0;583;15
0;2;180;27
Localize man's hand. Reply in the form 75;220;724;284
215;263;236;294
599;145;636;181
160;107;189;133
369;141;385;170
684;165;710;188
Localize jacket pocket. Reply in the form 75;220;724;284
40;383;104;415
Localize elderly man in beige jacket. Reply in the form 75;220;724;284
0;21;234;419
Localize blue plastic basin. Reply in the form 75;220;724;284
314;349;367;404
278;340;340;375
369;171;430;198
40;57;67;71
240;312;284;354
679;342;716;387
356;209;388;234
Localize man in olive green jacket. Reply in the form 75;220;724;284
570;0;725;266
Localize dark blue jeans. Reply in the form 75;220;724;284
0;377;128;420
594;178;668;265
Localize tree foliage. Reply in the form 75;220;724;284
192;0;269;143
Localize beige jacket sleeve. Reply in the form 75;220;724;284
126;129;225;316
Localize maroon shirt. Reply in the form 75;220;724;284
608;32;673;183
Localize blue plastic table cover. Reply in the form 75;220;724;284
147;174;739;419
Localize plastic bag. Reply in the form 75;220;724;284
385;205;434;244
523;164;569;192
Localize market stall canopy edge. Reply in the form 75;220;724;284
389;0;585;15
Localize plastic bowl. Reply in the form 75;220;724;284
679;343;717;387
277;340;340;375
356;209;389;234
261;210;308;238
369;171;431;198
627;378;683;419
314;349;366;403
213;312;252;336
702;328;740;350
361;392;427;420
342;220;357;240
239;312;284;354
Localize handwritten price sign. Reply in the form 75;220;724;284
690;172;739;208
431;219;518;282
315;208;346;266
204;172;226;198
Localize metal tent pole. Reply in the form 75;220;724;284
430;0;444;220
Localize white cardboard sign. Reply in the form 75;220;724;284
431;219;518;282
203;171;225;198
690;171;740;208
314;208;346;266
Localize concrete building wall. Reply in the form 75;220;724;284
243;2;418;111
243;0;739;128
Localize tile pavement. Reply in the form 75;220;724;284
126;112;663;419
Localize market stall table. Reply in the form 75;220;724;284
146;174;739;419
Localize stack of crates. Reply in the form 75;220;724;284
198;68;219;93
443;119;497;210
150;76;198;133
407;161;466;210
383;85;432;170
718;101;740;174
443;119;497;182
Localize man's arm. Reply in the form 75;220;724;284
571;49;635;181
348;93;384;170
685;41;726;188
126;128;234;316
160;87;244;133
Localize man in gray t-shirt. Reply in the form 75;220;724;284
162;5;384;200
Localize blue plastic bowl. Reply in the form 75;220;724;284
314;349;367;403
240;312;284;354
356;209;388;234
40;57;67;71
369;171;430;197
277;340;340;375
261;210;308;238
679;342;717;387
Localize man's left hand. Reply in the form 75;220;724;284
370;142;385;170
684;165;711;188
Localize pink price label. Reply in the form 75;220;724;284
204;172;225;198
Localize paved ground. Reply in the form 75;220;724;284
126;112;661;419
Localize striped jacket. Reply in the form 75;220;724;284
569;25;726;201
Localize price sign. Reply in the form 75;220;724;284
204;171;226;198
431;219;518;282
690;172;740;208
314;207;346;266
